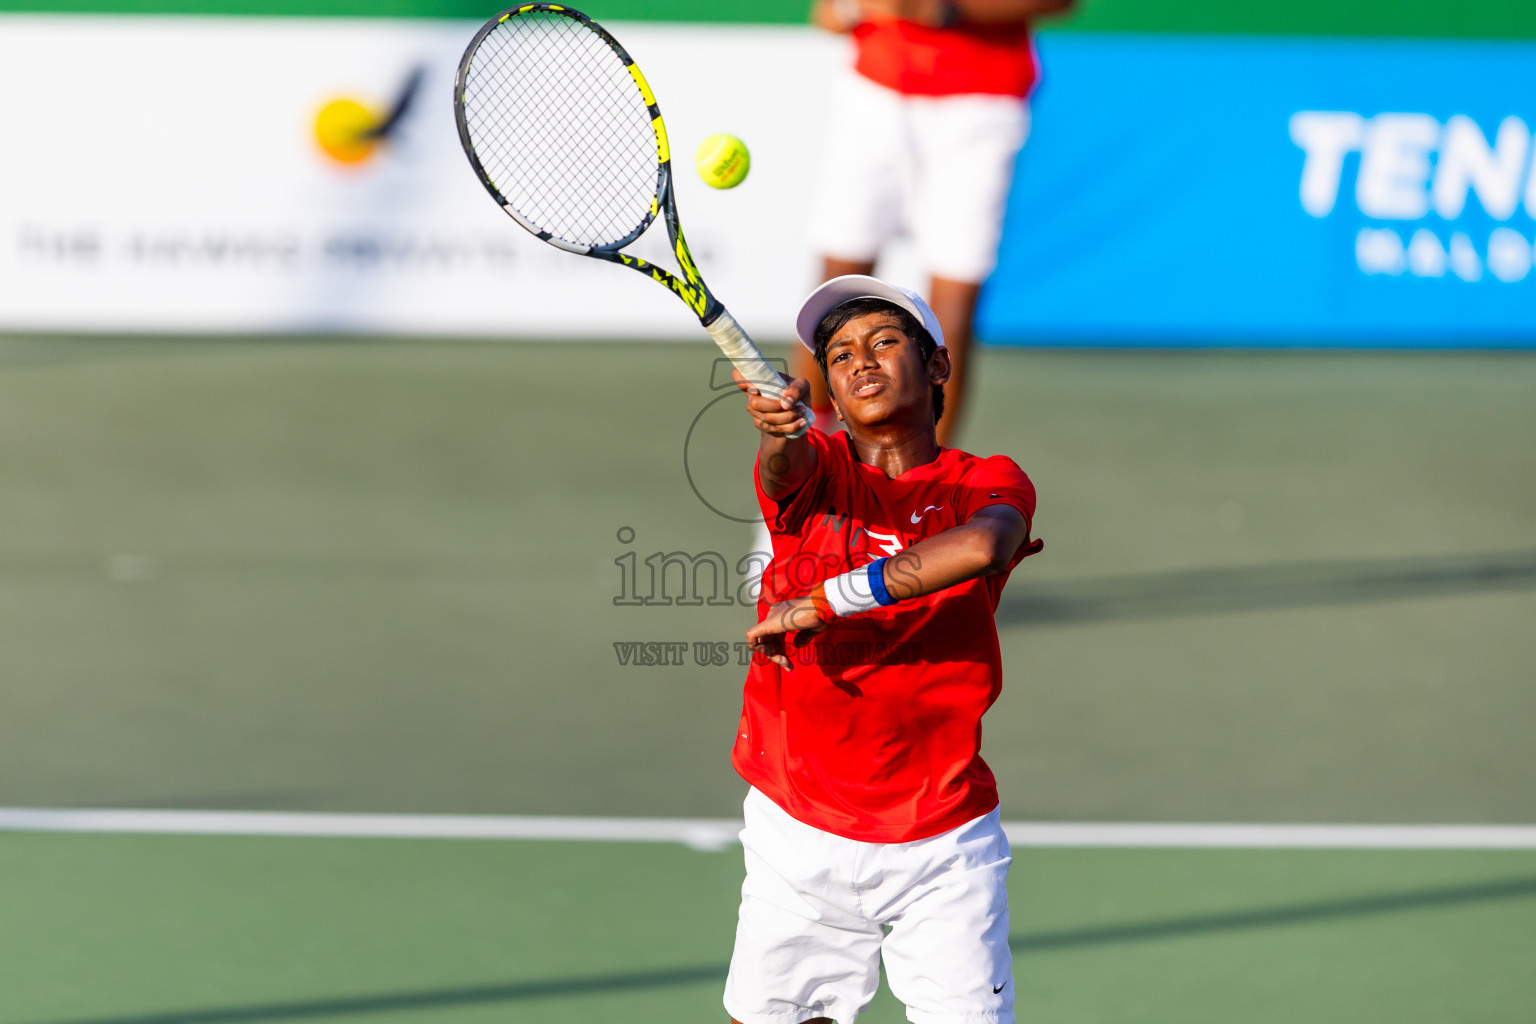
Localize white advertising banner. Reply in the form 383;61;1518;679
0;16;844;337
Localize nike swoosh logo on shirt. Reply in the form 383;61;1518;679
909;505;943;524
993;982;1007;994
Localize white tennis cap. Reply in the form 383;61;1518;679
795;275;946;353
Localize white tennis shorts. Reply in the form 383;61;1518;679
809;68;1030;284
724;787;1014;1024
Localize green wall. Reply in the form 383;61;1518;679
3;0;1536;36
1063;0;1536;38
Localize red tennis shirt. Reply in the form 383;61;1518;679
853;18;1039;97
732;428;1041;842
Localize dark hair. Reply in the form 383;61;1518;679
811;298;944;423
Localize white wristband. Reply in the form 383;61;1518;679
822;558;896;617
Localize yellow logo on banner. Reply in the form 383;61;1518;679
313;98;383;165
312;66;424;168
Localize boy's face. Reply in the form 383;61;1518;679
822;311;950;432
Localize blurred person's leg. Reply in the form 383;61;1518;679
909;93;1030;445
928;275;981;447
806;68;906;434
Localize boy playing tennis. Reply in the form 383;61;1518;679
726;275;1041;1024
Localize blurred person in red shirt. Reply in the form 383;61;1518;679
797;0;1074;445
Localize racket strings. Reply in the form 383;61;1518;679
469;22;642;225
462;12;660;249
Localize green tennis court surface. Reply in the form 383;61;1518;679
0;337;1530;821
2;834;1533;1024
0;335;1532;1021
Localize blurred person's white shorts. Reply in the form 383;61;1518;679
809;68;1030;284
724;787;1014;1024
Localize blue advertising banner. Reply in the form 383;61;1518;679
978;34;1536;345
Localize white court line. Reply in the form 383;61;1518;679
1001;823;1536;850
0;809;746;852
2;808;1534;851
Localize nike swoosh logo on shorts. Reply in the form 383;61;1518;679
993;982;1007;993
910;505;943;524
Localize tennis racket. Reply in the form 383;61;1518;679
454;3;811;435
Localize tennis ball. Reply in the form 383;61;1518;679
695;133;751;189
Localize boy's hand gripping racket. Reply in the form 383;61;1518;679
454;3;811;435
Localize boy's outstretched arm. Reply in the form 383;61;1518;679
733;369;818;500
878;504;1030;599
745;504;1029;668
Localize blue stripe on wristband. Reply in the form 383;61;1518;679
867;556;897;606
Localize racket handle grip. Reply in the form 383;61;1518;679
705;309;812;439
